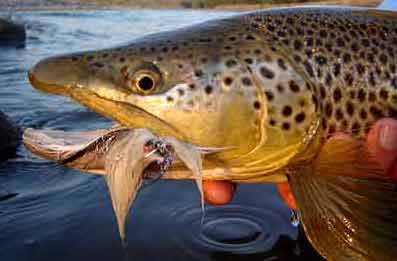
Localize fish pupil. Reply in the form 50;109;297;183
138;76;154;91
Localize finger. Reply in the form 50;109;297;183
366;118;397;177
203;180;235;206
276;181;297;211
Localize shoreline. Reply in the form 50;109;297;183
0;0;382;12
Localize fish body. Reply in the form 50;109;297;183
28;7;397;261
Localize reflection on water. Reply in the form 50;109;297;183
0;10;325;260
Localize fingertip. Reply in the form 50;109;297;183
377;118;397;151
366;118;397;172
203;180;235;206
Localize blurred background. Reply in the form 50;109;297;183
0;0;383;10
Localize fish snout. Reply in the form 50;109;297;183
28;56;87;95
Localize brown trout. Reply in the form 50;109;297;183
27;7;397;261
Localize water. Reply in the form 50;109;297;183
0;10;324;261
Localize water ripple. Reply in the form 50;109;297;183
165;203;290;259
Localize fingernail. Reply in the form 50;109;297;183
380;125;397;151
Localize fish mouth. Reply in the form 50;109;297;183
28;56;87;95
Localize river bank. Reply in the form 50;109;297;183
0;0;382;11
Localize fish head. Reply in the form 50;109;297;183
28;17;320;172
28;25;269;162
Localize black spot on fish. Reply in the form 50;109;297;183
379;89;389;100
352;122;361;135
342;53;351;64
294;39;303;50
267;24;275;32
304;61;314;77
368;92;376;102
335;108;343;121
293;55;301;63
205;85;213;95
224;77;234;86
356;63;365;75
195;70;203;77
282;122;290;130
361;38;370;47
253;101;261;110
246;34;256;41
282;106;292;117
351;42;359;52
325;102;333;118
166;96;174;102
320;85;326;99
379;53;388;65
91;62;104;68
225;59;237;68
319;30;327;38
346;101;354;116
336;38;345;47
360;109;368;120
325;73;333;86
358;89;366;102
260;66;275;79
344;73;354;86
295;113;305;123
370;106;384;118
333;88;342;103
265;90;274;101
315;55;327;66
277;84;284;93
289;80;300;92
306;37;314;47
244;58;253;64
277;58;287;71
369;72;376;86
177;89;185;96
329;124;336;134
241;77;252;86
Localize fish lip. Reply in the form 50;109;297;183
28;69;70;95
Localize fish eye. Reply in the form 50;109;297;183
130;69;160;95
136;74;155;92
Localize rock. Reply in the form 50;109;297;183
0;111;20;161
0;18;25;46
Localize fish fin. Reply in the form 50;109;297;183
288;138;397;261
312;137;388;181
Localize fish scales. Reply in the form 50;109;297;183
245;8;397;138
